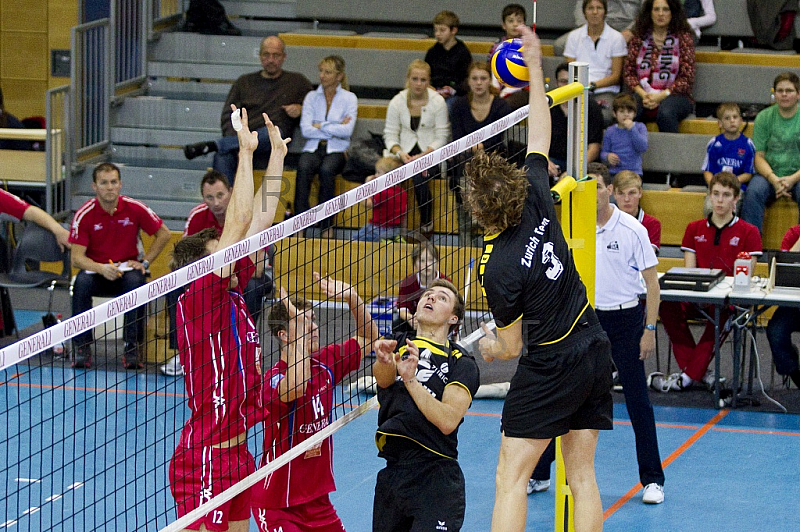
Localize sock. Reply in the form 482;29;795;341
680;373;693;387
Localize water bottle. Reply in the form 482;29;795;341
733;252;752;292
53;314;65;358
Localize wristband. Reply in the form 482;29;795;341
645;324;657;331
588;82;597;92
141;259;150;270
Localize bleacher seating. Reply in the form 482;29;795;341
100;4;800;257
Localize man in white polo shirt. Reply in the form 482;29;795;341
593;161;665;504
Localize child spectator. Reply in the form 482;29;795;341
394;242;450;334
353;157;407;242
701;102;755;188
601;93;648;176
612;170;662;253
425;11;473;106
488;4;528;102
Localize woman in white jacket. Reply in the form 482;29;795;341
384;60;450;236
295;55;358;237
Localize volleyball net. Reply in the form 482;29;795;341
0;75;590;531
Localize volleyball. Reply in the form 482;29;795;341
491;38;529;88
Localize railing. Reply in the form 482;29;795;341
71;18;111;158
47;85;71;219
111;0;147;91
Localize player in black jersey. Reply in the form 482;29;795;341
464;26;613;532
371;279;480;532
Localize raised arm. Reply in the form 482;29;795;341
277;289;312;403
314;271;380;361
246;111;290;240
518;26;550;156
218;106;256;250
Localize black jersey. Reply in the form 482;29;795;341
478;152;590;355
375;333;480;460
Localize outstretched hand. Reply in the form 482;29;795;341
279;287;298;318
517;25;542;72
314;271;353;300
374;338;397;366
232;105;258;153
263;112;291;158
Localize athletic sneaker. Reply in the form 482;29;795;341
160;355;184;377
72;345;92;369
526;479;550;494
642;483;664;504
612;371;623;392
702;370;726;391
123;343;144;370
647;372;686;393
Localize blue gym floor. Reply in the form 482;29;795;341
1;364;799;531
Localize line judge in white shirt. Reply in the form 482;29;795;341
593;161;666;505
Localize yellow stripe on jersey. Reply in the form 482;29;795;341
538;302;590;346
374;432;455;460
445;381;474;401
527;150;550;163
497;314;523;330
402;336;463;360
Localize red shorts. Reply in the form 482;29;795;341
169;444;255;531
252;493;344;532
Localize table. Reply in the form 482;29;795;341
727;282;800;408
658;277;734;408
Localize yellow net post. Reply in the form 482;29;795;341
548;61;594;532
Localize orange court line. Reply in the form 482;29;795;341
603;409;729;520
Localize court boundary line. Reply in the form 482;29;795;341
602;409;729;520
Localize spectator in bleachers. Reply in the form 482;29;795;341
564;0;629;126
613;170;661;253
425;11;472;108
488;4;528;103
70;162;172;370
702;102;755;188
685;0;716;41
740;72;800;234
601;93;648;177
384;60;450;238
623;0;695;133
183;36;313;184
766;224;800;389
549;63;605;182
650;171;762;392
294;55;357;239
394;242;450;335
353;157;407;242
449;61;513;245
551;0;643;57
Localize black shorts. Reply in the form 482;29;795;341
502;323;614;439
372;457;465;532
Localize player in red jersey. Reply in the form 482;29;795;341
251;273;379;532
168;105;287;532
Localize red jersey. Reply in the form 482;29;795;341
781;225;800;251
69;195;163;263
175;257;264;448
252;338;362;508
370;186;407;228
397;272;450;314
681;216;762;276
638;208;662;252
184;203;224;237
0;189;30;221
